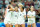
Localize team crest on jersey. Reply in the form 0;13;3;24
20;14;21;16
15;15;17;17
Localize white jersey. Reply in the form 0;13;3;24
4;9;11;24
27;11;36;25
5;9;11;20
10;11;18;25
18;11;26;24
18;8;26;12
18;11;26;19
11;11;18;19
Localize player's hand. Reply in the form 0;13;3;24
30;16;35;18
24;15;26;19
27;15;30;18
32;16;35;18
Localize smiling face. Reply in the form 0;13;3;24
19;5;22;9
20;7;24;12
30;6;34;11
15;7;18;12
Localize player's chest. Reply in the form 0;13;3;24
18;12;24;16
29;12;34;15
12;12;18;17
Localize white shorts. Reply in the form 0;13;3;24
4;18;11;24
27;18;35;25
18;18;25;25
4;11;11;24
4;18;17;25
10;17;18;25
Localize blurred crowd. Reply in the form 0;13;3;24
0;0;40;23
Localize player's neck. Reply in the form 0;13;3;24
31;10;34;12
21;10;24;12
15;10;18;12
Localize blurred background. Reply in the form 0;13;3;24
0;0;40;23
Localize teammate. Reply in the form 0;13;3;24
18;7;26;27
27;6;36;27
4;5;14;27
11;6;18;27
18;3;24;12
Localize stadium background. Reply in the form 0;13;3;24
0;0;40;27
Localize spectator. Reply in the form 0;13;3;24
38;7;40;22
35;7;40;22
37;0;40;6
0;7;5;22
1;7;5;14
0;0;3;8
0;0;3;4
34;0;39;10
5;0;11;7
30;0;34;6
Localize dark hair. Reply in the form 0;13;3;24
26;8;30;11
14;5;18;8
9;2;11;4
8;6;11;9
22;7;24;10
9;2;12;4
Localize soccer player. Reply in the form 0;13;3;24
18;3;24;12
11;6;18;27
18;7;26;27
4;5;14;27
27;6;36;27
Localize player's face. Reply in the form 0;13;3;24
20;8;23;11
15;7;18;11
19;5;22;8
30;6;34;11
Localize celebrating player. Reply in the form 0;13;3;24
27;6;36;27
4;5;14;27
18;7;26;27
11;6;18;27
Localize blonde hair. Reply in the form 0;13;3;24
18;3;23;7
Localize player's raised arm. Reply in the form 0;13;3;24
7;5;15;11
4;8;7;17
9;8;15;11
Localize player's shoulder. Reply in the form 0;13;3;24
33;11;36;13
28;11;31;13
